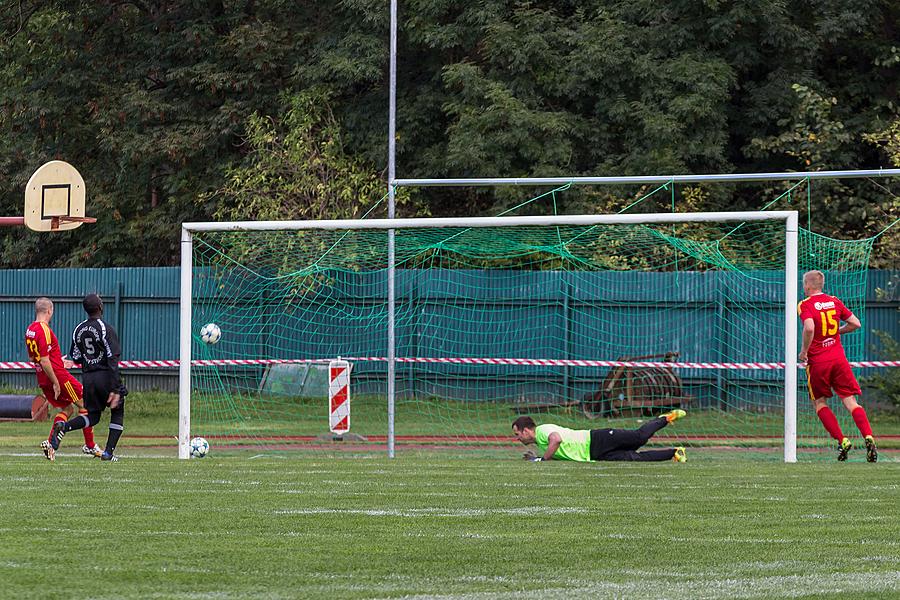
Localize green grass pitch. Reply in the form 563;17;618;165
1;392;898;598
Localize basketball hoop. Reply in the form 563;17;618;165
49;215;97;231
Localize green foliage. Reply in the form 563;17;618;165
862;118;900;267
864;119;900;167
196;90;415;278
205;91;393;222
0;1;897;265
745;84;898;265
747;84;854;168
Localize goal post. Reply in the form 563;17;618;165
178;211;799;461
784;212;798;462
178;226;194;460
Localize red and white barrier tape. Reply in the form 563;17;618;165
0;357;897;370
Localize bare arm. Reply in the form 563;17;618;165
542;432;562;461
839;314;860;336
39;356;60;398
798;319;815;362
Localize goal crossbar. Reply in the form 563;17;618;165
182;211;797;233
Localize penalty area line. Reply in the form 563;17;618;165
0;451;175;459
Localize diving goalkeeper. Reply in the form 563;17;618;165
512;411;687;462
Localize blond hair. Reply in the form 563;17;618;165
803;270;825;292
34;297;53;315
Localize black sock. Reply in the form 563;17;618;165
63;414;89;432
105;424;123;454
105;405;125;454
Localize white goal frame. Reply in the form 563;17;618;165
179;211;799;461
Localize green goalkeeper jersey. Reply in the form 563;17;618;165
534;424;591;461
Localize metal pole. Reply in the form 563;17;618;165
184;211;799;232
392;168;900;187
562;280;571;399
386;0;398;459
178;227;193;459
784;212;799;463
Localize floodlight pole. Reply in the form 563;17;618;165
386;0;398;458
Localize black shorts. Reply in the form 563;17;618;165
82;372;120;414
589;427;646;461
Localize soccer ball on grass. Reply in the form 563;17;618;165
199;323;221;345
190;436;210;458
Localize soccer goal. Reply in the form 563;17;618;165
178;211;802;461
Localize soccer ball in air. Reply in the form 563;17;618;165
199;323;221;345
190;437;210;458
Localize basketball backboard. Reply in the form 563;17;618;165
24;160;95;232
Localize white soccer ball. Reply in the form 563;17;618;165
199;323;221;345
190;436;210;458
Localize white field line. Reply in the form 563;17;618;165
0;451;176;459
0;559;214;575
391;570;900;600
597;531;900;547
274;506;588;517
0;526;194;537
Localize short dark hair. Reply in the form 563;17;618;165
83;293;103;316
512;416;536;431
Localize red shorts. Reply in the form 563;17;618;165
805;359;861;400
40;374;83;409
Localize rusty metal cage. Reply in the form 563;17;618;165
582;352;693;418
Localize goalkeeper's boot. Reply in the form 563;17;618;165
864;436;878;463
100;451;118;462
82;444;103;458
40;440;55;461
673;447;687;463
837;437;852;462
662;409;687;423
49;421;66;451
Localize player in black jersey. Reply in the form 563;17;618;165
50;293;126;462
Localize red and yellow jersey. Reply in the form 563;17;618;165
25;320;66;384
797;293;853;363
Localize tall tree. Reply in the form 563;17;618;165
0;1;896;265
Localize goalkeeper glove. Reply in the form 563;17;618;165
527;456;543;462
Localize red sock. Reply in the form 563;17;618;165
49;413;67;442
851;406;873;438
79;410;96;447
816;406;844;441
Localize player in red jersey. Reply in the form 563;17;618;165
25;297;101;460
798;270;877;462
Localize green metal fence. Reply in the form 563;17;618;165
0;267;895;393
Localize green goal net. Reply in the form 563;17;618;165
184;215;873;460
